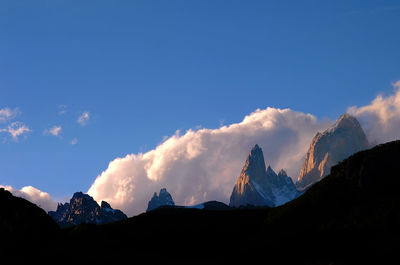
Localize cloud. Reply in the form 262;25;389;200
0;107;20;123
44;125;62;137
58;104;67;115
70;138;78;145
348;81;400;144
88;107;330;216
0;185;57;212
77;111;90;126
0;121;31;141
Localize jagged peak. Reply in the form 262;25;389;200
159;188;168;195
278;169;288;176
248;144;263;159
327;113;362;133
252;144;261;150
266;165;276;175
101;201;112;209
71;191;86;200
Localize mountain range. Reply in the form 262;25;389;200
1;114;399;263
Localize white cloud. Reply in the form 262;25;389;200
0;121;31;141
0;107;20;123
70;138;78;145
0;185;57;212
348;81;400;144
77;111;90;126
44;125;62;137
88;107;330;217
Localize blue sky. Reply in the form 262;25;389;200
1;0;399;200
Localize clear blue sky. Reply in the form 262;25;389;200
1;0;399;199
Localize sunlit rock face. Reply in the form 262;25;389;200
146;188;175;212
229;144;299;208
296;114;369;190
48;192;127;227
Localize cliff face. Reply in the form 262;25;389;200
296;114;369;189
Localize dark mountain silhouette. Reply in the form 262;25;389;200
48;191;127;227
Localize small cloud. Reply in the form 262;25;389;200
70;138;78;145
58;105;67;115
0;107;20;123
0;121;31;141
44;125;62;137
77;111;90;126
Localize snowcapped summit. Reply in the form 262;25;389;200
296;114;369;189
229;145;300;208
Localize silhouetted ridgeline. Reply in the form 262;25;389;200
1;140;400;264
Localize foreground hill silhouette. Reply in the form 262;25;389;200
1;140;400;264
0;188;59;262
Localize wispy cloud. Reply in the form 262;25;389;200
0;122;31;141
0;107;20;123
44;125;62;137
58;104;67;115
70;138;78;145
77;111;90;126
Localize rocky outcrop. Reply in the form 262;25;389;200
48;192;127;227
146;188;175;212
296;114;369;190
229;144;299;208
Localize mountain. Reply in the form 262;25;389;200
48;192;127;227
0;187;59;261
296;113;369;189
146;188;175;212
229;144;299;207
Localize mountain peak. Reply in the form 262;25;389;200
71;191;85;200
146;188;175;212
48;192;127;227
278;169;288;176
229;146;299;208
297;114;369;189
327;113;362;133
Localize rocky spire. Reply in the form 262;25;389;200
146;188;175;212
229;145;299;208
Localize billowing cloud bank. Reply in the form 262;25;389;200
88;108;330;216
0;185;57;212
348;83;400;145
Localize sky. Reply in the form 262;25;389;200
1;1;400;214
